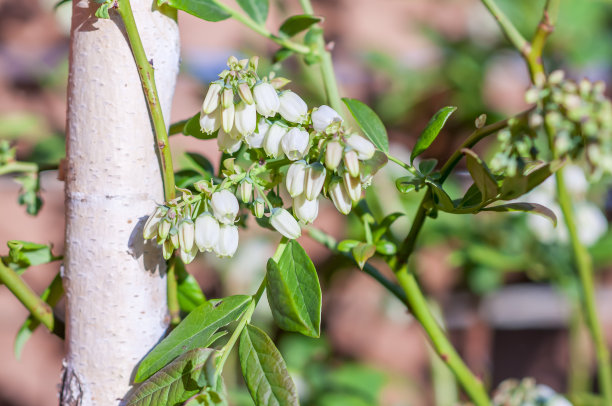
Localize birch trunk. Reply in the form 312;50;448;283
61;1;179;404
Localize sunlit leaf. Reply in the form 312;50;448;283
159;0;230;22
481;202;557;225
411;106;456;163
237;0;268;24
279;15;321;38
342;98;389;152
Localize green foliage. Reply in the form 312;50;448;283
464;149;499;201
174;257;206;313
266;240;321;337
482;202;557;226
159;0;231;22
236;0;268;25
4;240;59;274
411;106;457;163
125;348;217;406
342;98;389;152
239;324;299;406
134;295;250;382
279;15;322;38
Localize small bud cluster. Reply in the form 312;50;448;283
490;70;612;178
144;56;385;262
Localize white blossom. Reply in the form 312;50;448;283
343;150;360;178
178;218;195;252
238;83;254;105
253;82;280;117
238;180;253;203
293;194;319;224
211;189;239;225
253;197;265;218
343;172;362;203
202;82;222;114
214;225;239;258
304;163;326;200
246;118;268;148
281;127;310;160
278;91;308;124
179;245;198;264
143;206;167;239
195;213;220;252
235;101;257;136
200;108;221;134
311;105;342;132
217;128;242;154
286;161;307;197
221;103;235;133
264;122;288;158
345;134;375;160
270;208;301;239
329;178;352;215
325;140;343;171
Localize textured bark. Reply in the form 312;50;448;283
63;1;179;404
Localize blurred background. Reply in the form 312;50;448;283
1;0;612;405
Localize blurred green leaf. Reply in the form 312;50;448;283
352;242;376;269
160;0;230;21
175;257;206;313
411;106;456;163
482;202;557;226
236;0;268;25
279;15;322;38
463;149;498;201
342;98;389;152
6;240;58;274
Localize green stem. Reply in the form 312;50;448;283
387;154;415;173
556;168;612;403
396;265;489;406
117;0;175;201
167;257;181;327
298;0;343;114
480;0;530;56
0;161;38;176
0;260;55;332
212;1;311;55
526;0;560;85
306;226;408;305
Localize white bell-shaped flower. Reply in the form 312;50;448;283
311;105;342;132
345;134;375;160
253;82;280;117
178;218;195;252
180;244;198;264
286;161;307;197
235;101;257;136
211;189;239;225
238;83;254;105
343;150;360;178
238;180;253;203
305;163;326;200
162;240;174;260
270;208;301;239
329;178;352;215
278;91;308;124
202;82;222;114
200;108;221;134
325;140;343;171
343;172;362;203
157;217;172;240
281;127;310;160
252;197;265;218
221;103;235;133
217;128;242;154
195;212;220;252
214;224;239;258
293;194;319;224
264;122;288;158
143;206;167;239
246;118;269;149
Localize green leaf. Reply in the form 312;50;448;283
418;158;438;175
411;106;456;163
95;3;110;19
337;239;360;253
134;295;251;382
14;272;63;358
499;161;560;200
428;183;456;212
279;15;322;38
175;257;206;313
175;169;204;189
184;113;218;140
372;212;404;242
266;240;321;337
395;174;424;194
239;324;299;406
360;150;388;179
6;240;58;274
273;48;294;64
185;152;215;177
352;243;376;269
463;149;499;201
125;348;216;406
457;183;483;209
375;239;396;256
342;98;389;152
160;0;230;21
482;202;557;225
236;0;268;25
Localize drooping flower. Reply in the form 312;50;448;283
278;91;308;124
281;128;310;160
253;82;280;117
195;212;220;252
178;218;195;252
325;140;343;171
214;224;239;258
329;178;352;215
246;118;268;149
252;197;265;218
270;208;301;239
293;194;319;224
286;161;307;197
345;134;375;160
343;150;360;178
264;122;288;158
304;163;326;200
202;82;223;114
235;101;257;136
343;172;362;203
237;82;254;105
200;108;221;134
238;180;253;203
180;245;198;264
211;189;239;225
311;105;342;132
143;206;168;239
217;128;242;154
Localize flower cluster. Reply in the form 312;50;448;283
143;56;385;263
490;70;612;178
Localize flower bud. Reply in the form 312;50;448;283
180;245;198;264
211;189;239;225
252;197;265;218
286;161;307;197
293;194;319;224
281;127;310;160
343;150;360;178
238;82;254;105
234;101;257;136
278;91;308;124
157;217;172;240
162;240;174;260
264;122;288;158
178;218;195;252
246;118;268;149
270;208;301;239
143;206;168;239
329;178;352;215
253;82;280;118
202;82;222;114
221;103;235;133
169;228;180;249
217;128;242;154
325;140;343;171
345;134;375;160
311;105;342;132
200;108;221;134
238;180;253;203
195;212;220;252
343;172;362;203
305;162;326;200
221;88;234;108
214;225;239;258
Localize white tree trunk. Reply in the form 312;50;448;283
62;1;179;404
